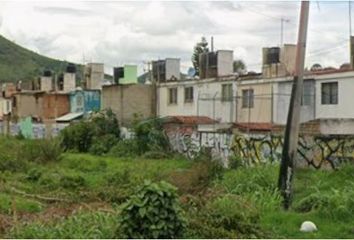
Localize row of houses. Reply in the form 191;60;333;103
1;42;354;136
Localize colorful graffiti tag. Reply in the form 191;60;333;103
166;127;354;169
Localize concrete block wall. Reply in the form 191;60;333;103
102;84;155;126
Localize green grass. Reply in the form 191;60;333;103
216;164;354;238
1;138;354;238
0;193;43;214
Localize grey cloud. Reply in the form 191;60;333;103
34;6;93;16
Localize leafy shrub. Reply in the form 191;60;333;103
109;139;140;157
228;154;244;169
60;120;95;152
60;175;87;189
132;117;170;154
117;180;186;239
60;109;120;153
89;134;119;156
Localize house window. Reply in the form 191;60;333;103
242;89;254;108
221;84;233;101
184;87;193;103
302;81;312;106
321;82;338;105
168;88;177;104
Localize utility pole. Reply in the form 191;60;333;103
278;1;310;210
349;1;354;69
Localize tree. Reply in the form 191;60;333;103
191;37;209;76
310;63;322;71
233;59;246;74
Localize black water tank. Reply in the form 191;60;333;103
66;63;76;73
268;47;280;64
43;69;52;77
114;67;124;84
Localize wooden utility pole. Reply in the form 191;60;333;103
278;1;310;209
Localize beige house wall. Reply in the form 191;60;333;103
14;93;44;119
102;84;155;126
237;82;273;123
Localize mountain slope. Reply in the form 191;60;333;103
0;34;82;83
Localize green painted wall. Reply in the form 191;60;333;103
119;65;137;84
19;116;33;139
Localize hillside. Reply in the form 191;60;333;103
0;34;83;83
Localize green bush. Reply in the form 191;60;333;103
228;154;244;169
132;117;170;154
89;134;119;156
60;109;120;153
117;180;186;239
109;139;139;157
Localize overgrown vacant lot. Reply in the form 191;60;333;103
1;138;354;238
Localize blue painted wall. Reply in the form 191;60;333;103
70;90;100;113
84;90;101;113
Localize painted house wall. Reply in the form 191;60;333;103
315;72;354;119
236;81;272;123
119;65;138;84
102;84;154;126
84;90;100;112
157;77;237;123
275;79;315;124
70;91;85;113
70;90;100;113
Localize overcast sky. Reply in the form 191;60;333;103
0;1;351;75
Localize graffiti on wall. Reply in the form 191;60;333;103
0;121;68;139
166;126;354;169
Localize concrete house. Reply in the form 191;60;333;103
13;91;70;121
84;63;104;90
102;84;155;126
157;76;237;123
156;51;237;123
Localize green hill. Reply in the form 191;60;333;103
0;34;83;83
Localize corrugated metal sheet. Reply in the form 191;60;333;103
55;112;84;122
